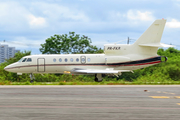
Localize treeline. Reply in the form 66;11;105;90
0;47;180;83
118;47;180;83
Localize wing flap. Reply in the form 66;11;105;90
71;68;133;74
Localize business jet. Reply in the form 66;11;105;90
4;19;173;82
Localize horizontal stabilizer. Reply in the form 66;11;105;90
139;43;174;48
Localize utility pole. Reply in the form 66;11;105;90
127;37;130;44
127;37;136;44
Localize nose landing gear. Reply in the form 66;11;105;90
29;73;35;83
95;74;103;82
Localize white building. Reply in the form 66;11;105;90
0;44;20;63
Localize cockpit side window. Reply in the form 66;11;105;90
27;58;32;62
22;58;27;62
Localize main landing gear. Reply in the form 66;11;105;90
29;73;35;83
94;74;103;82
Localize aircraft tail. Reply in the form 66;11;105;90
131;19;173;56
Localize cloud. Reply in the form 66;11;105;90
27;14;47;28
108;11;125;22
0;1;48;30
0;1;89;31
127;10;155;21
1;0;180;54
33;2;89;22
108;9;155;25
0;2;28;27
166;19;180;28
0;37;42;49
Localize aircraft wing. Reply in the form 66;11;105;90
71;68;133;74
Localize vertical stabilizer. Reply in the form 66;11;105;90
134;19;166;45
131;19;172;56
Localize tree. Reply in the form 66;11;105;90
39;32;103;54
0;51;31;81
5;51;31;65
85;45;104;54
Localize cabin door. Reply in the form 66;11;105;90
37;58;45;72
81;56;86;64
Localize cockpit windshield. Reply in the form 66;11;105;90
18;58;24;62
22;58;27;62
18;58;32;62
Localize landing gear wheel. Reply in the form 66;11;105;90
94;77;98;82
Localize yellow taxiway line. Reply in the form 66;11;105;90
150;96;170;98
150;96;180;99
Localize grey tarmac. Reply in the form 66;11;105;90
0;85;180;120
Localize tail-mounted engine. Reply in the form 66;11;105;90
161;56;168;62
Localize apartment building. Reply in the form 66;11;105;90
0;44;20;63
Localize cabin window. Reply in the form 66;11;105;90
59;58;62;62
65;58;68;62
87;58;91;62
76;58;79;62
27;58;32;62
22;58;27;62
70;58;73;62
53;58;56;62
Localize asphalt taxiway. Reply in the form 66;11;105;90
0;85;180;120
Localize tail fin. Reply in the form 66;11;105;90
132;19;173;56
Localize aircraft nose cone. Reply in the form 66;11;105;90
4;65;10;71
4;64;14;72
4;62;19;72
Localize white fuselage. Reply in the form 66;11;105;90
4;19;170;75
4;53;161;74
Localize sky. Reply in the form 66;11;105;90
0;0;180;54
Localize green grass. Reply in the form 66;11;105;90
0;81;180;85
